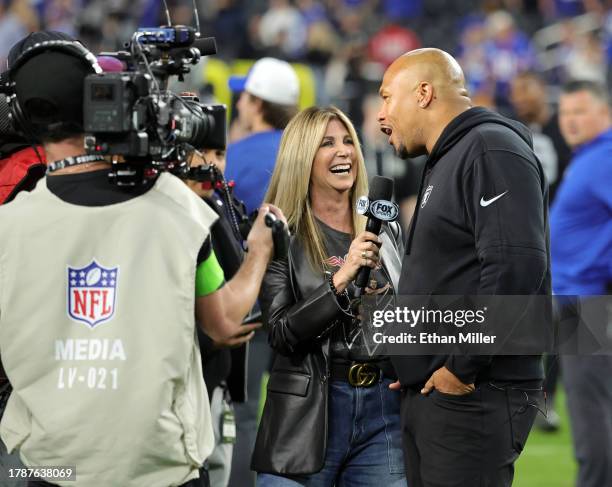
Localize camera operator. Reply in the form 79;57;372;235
183;139;255;487
0;31;285;487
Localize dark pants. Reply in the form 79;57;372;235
543;354;560;401
229;330;272;487
556;297;612;486
400;381;542;487
562;355;612;487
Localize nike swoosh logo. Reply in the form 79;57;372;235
480;191;508;207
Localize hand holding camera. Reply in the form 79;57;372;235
246;205;289;262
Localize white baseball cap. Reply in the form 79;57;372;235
228;57;299;106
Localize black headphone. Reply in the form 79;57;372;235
1;39;102;140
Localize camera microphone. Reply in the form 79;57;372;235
193;37;217;57
354;175;398;297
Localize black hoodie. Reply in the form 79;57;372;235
392;107;550;387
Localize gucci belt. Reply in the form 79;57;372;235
329;362;380;387
349;363;379;387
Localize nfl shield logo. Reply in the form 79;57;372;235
67;260;119;328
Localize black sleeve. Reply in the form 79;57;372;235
260;256;350;356
197;235;213;265
445;148;549;384
209;213;244;280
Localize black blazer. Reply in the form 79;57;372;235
251;222;403;475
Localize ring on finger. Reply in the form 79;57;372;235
361;250;367;259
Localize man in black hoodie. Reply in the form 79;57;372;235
378;49;550;486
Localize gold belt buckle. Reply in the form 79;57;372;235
348;363;379;387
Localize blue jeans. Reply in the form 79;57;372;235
258;378;407;487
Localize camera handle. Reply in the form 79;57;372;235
264;212;289;260
240;210;289;261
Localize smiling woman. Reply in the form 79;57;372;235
263;106;370;270
310;118;356;194
251;106;406;486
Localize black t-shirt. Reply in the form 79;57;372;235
317;219;394;363
198;193;246;394
46;169;212;261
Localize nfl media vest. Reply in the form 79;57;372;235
0;172;218;486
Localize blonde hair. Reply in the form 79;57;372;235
265;106;368;273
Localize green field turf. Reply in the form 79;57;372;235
515;389;577;487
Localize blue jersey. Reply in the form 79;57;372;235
225;130;283;214
550;129;612;295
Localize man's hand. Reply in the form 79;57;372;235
421;366;475;395
213;322;261;348
246;204;287;262
197;204;287;342
388;380;402;390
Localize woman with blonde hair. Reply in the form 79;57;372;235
251;106;406;486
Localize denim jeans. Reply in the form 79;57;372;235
257;378;407;487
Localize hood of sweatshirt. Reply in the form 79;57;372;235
427;106;534;168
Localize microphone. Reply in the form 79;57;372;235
193;37;217;57
354;175;398;296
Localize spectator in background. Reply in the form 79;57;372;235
484;10;538;113
258;0;308;59
77;0;138;53
367;23;421;75
297;0;339;67
0;0;40;67
457;16;491;101
552;79;612;487
562;29;607;84
225;56;299;487
297;0;330;31
380;0;423;22
538;0;603;21
605;4;612;87
207;0;252;60
324;6;371;126
226;57;299;213
510;71;573;434
42;0;79;35
296;0;338;104
510;71;572;201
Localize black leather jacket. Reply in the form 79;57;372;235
251;222;404;475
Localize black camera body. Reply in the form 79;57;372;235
0;25;226;185
82;26;226;168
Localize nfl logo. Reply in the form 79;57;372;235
67;260;119;328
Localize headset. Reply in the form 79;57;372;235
0;39;103;141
